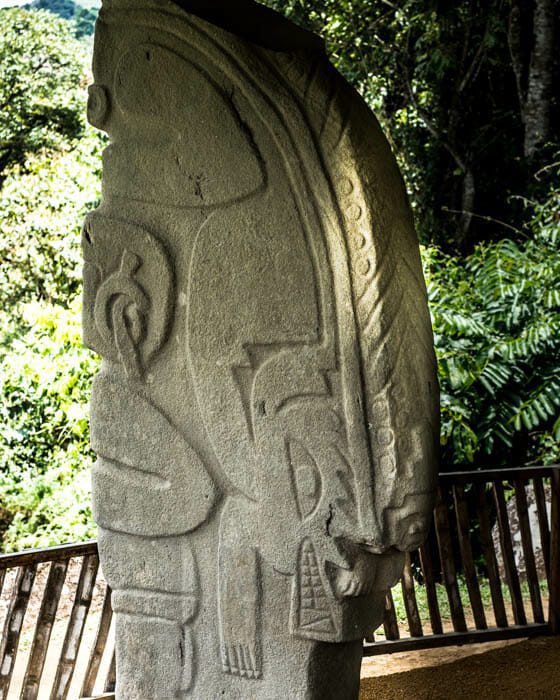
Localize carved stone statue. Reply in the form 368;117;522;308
83;1;439;697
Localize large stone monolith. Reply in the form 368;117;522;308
82;1;439;697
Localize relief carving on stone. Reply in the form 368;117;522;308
82;213;174;378
83;212;217;695
83;1;439;697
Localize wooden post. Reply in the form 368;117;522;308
81;586;113;698
0;565;37;699
104;651;116;693
453;483;487;629
382;590;400;641
401;552;423;637
434;486;467;632
474;483;508;627
50;554;99;700
549;468;560;633
514;479;544;623
534;476;551;586
419;539;443;635
22;560;69;700
493;480;527;626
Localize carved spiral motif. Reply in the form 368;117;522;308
94;250;149;378
82;213;174;378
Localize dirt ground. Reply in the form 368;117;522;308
360;636;560;699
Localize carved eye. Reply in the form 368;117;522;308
87;84;109;128
289;440;322;521
82;213;173;378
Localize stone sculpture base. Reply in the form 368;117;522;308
102;520;368;699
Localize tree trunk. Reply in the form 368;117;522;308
523;0;555;159
457;167;475;249
508;0;527;120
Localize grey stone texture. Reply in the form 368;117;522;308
83;0;440;697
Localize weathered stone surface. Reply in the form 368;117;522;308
83;1;439;697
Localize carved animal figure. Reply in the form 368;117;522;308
83;1;439;697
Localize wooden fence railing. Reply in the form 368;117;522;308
364;464;560;655
0;542;114;700
0;464;559;698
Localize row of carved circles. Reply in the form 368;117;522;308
340;177;405;478
369;391;397;477
341;177;375;281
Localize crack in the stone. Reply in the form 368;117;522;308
325;502;335;537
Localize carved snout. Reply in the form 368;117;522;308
331;543;404;600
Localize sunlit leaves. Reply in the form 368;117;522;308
0;8;87;181
0;299;99;550
0;132;103;315
0;8;102;550
426;173;560;466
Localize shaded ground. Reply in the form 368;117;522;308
361;637;524;678
360;636;560;699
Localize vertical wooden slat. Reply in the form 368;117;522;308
104;651;116;693
514;479;544;623
21;560;69;700
81;586;113;698
474;483;508;627
434;485;467;632
419;539;443;634
401;552;423;637
382;590;400;640
452;483;487;629
549;469;560;634
50;554;99;700
0;565;37;700
493;480;527;626
534;476;551;585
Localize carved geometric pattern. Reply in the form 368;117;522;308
296;539;335;636
221;643;261;680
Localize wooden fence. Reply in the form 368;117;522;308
0;542;114;700
364;464;560;655
0;464;559;698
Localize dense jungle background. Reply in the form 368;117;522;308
0;0;559;551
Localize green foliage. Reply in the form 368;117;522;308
0;126;103;549
0;8;87;181
263;0;559;252
28;0;98;38
29;0;76;20
74;5;97;38
426;171;560;465
0;133;103;314
0;300;99;551
0;8;103;548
